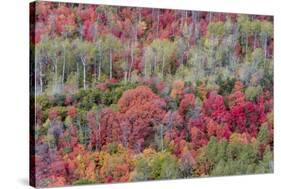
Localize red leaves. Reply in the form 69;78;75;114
32;2;274;185
100;108;121;145
206;118;219;138
82;20;94;41
216;124;231;140
199;18;208;36
228;91;245;108
203;91;226;116
38;82;271;186
190;126;208;149
96;83;108;91
203;91;231;124
87;108;120;150
118;86;166;150
68;106;77;118
86;86;167;151
230;101;261;137
77;7;96;22
118;86;164;113
163;111;184;129
228;81;245;108
50;160;66;176
206;118;231;140
49;176;66;187
178;93;195;116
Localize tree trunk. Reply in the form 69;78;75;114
161;54;165;77
80;56;87;90
109;48;113;80
83;61;86;90
76;60;80;88
263;34;268;62
181;11;184;29
52;56;58;94
93;56;96;83
95;112;101;151
98;122;101;150
39;60;43;93
54;57;58;84
62;45;66;87
138;8;142;22
128;44;134;80
245;33;248;55
254;33;257;49
144;49;147;77
208;12;212;22
98;45;102;81
157;9;160;38
160;124;163;151
153;53;157;76
124;71;128;83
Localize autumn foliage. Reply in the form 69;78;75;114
31;1;273;188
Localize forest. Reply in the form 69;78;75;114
30;2;273;187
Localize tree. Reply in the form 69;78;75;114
72;39;94;89
100;34;122;80
149;39;176;77
132;149;180;180
237;15;251;55
99;145;134;183
178;93;196;116
203;91;230;124
260;20;273;62
117;86;166;151
170;80;185;99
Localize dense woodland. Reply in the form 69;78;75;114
30;2;273;187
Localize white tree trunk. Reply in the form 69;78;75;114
124;71;128;83
161;54;165;77
81;57;86;90
98;48;102;81
160;124;163;151
157;9;160;37
128;44;134;80
109;48;113;80
153;53;157;75
54;57;58;84
62;45;66;87
39;61;43;93
76;60;80;89
264;34;268;62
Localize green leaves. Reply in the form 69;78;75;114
197;135;273;176
208;21;225;36
257;124;269;144
133;151;180;180
32;2;273;187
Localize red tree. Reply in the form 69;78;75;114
117;86;166;151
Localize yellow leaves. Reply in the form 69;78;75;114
229;133;249;144
197;83;207;100
99;149;134;183
77;154;81;161
143;148;156;156
139;21;147;31
204;38;210;48
85;161;96;181
170;80;185;99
